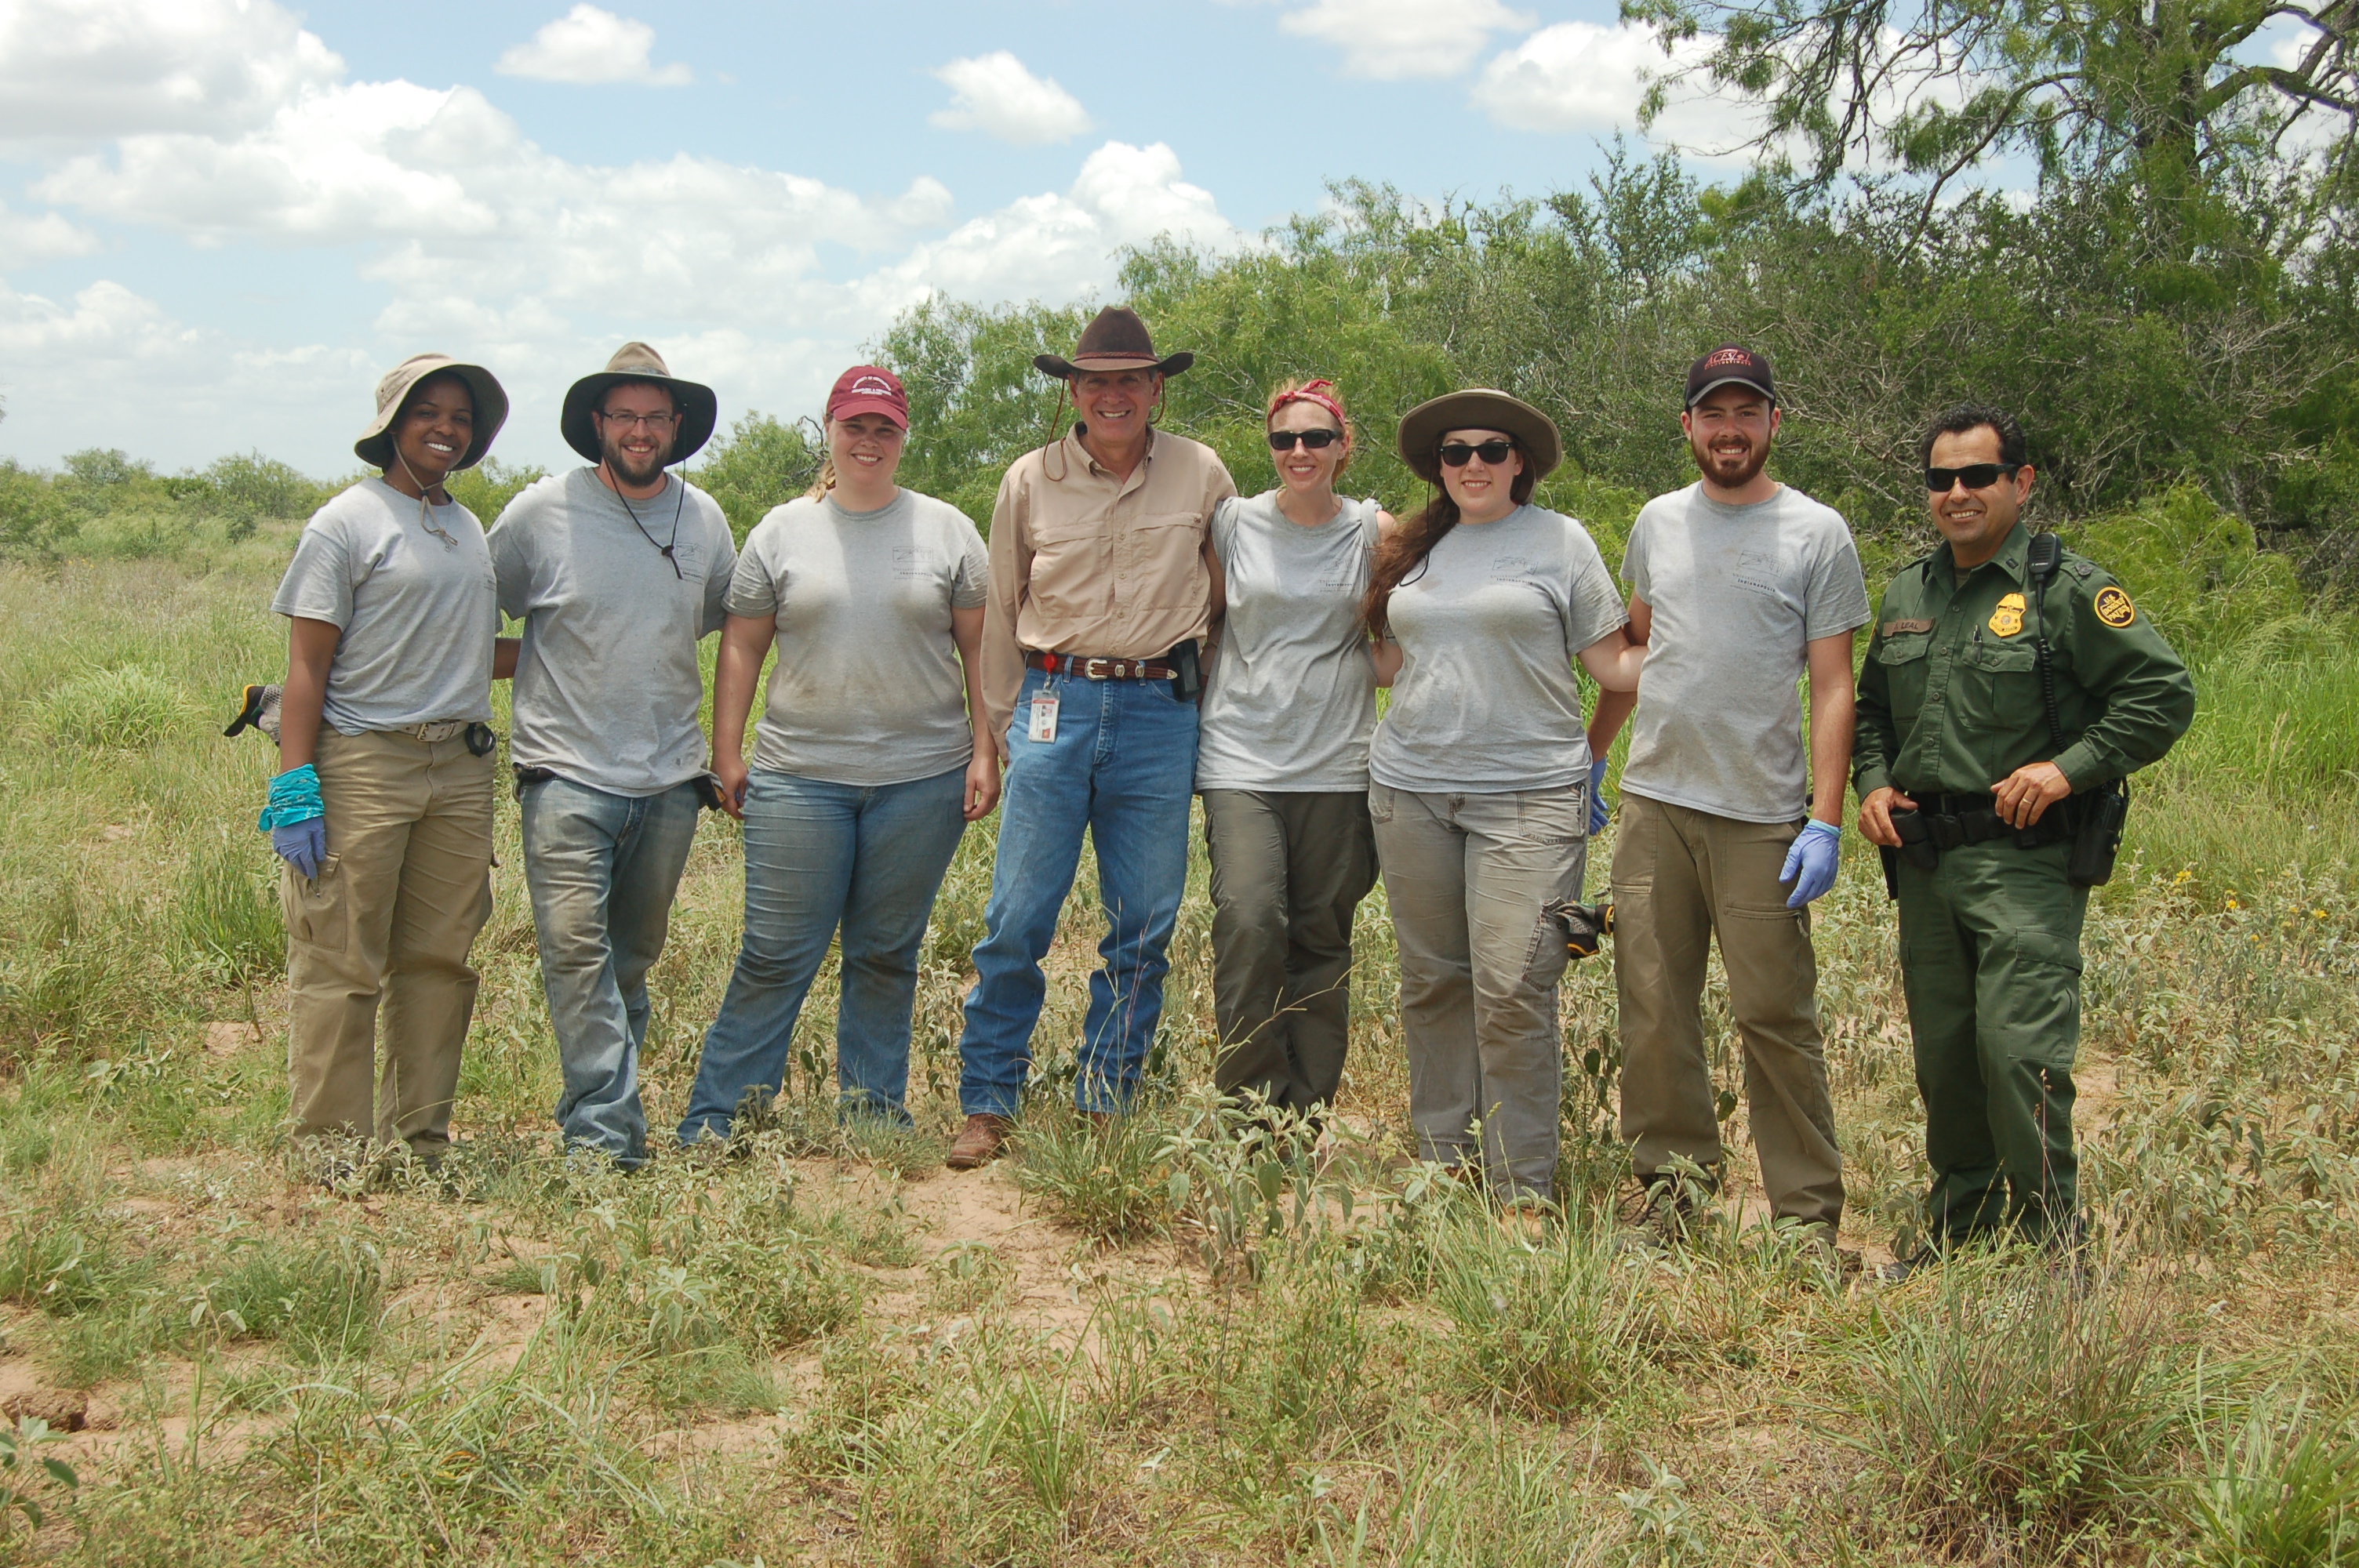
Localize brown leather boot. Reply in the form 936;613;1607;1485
945;1113;1013;1171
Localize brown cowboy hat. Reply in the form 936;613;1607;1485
353;353;509;471
560;341;719;464
1395;388;1562;485
1033;306;1194;380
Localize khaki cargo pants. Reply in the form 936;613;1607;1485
1611;793;1844;1231
283;728;495;1156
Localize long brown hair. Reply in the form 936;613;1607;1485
1361;441;1536;635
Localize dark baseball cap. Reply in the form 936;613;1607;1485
1685;343;1776;408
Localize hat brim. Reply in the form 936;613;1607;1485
1685;373;1778;409
354;361;510;473
827;395;909;430
1396;390;1562;485
1033;350;1194;380
561;371;720;465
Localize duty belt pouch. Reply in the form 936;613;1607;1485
1169;639;1203;702
2069;782;2128;886
1890;807;1940;869
512;764;559;800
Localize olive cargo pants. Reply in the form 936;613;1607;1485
283;728;495;1156
1611;794;1845;1230
1202;789;1379;1112
1893;836;2088;1243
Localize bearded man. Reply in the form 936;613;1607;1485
488;343;736;1169
1584;344;1872;1254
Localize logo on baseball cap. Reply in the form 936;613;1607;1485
1685;343;1776;408
827;365;910;430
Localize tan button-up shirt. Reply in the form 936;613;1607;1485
981;425;1236;733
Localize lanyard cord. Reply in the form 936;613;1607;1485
607;463;685;579
394;452;459;550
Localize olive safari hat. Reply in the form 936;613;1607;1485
560;341;720;464
1033;307;1195;380
1395;388;1562;485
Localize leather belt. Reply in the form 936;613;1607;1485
1025;651;1176;681
397;720;472;743
1913;793;2078;851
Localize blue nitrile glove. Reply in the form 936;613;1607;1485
271;818;326;880
260;764;326;879
1587;756;1612;836
1780;819;1841;907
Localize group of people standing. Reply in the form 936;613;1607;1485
260;305;2193;1266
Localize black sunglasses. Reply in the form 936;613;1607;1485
1438;438;1517;467
1267;428;1342;452
1926;463;2021;492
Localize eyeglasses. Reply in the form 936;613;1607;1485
598;410;679;430
1267;429;1341;452
1438;439;1516;468
1926;463;2020;492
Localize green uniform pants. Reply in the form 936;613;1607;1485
1893;836;2088;1243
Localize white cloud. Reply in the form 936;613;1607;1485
1264;0;1536;80
0;0;1242;470
495;5;691;87
929;52;1093;144
1477;21;1746;152
0;0;342;142
0;201;99;267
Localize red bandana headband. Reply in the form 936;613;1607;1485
1270;378;1347;430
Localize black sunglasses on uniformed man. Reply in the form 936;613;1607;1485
1267;428;1342;451
1439;438;1517;467
1925;462;2022;492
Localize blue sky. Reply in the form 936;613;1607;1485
0;0;2322;477
0;0;1745;476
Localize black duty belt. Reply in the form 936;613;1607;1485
1906;793;2081;852
1024;650;1176;681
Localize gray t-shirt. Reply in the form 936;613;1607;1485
488;468;736;797
1197;492;1380;792
1369;504;1628;793
1618;482;1872;823
729;489;990;786
270;477;496;735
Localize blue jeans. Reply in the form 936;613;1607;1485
678;764;969;1140
958;667;1198;1118
519;775;703;1167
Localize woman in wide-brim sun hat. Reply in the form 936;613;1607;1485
1362;387;1646;1214
676;365;997;1142
263;351;509;1178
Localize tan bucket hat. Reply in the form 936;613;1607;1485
1033;306;1194;379
1396;388;1562;485
561;341;718;464
354;353;509;471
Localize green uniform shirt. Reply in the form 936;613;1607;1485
1854;522;2194;800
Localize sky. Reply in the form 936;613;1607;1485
0;0;2325;477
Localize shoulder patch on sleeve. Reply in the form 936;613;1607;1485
2092;584;2136;627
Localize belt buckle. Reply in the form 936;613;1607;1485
1082;657;1113;680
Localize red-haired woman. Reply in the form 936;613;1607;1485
1365;390;1646;1211
1196;380;1395;1120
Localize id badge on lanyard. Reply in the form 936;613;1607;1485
1027;691;1060;744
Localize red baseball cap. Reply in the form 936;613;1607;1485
1685;343;1776;408
827;365;910;429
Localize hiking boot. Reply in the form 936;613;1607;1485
1616;1180;1698;1254
1874;1246;1941;1284
945;1113;1013;1171
1079;1109;1116;1131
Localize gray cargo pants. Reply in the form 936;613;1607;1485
1370;780;1585;1200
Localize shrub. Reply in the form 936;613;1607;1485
1431;1216;1660;1417
31;664;191;750
2191;1396;2359;1566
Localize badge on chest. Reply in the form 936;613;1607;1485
1988;592;2025;637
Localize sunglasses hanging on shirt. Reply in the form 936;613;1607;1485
1267;428;1342;452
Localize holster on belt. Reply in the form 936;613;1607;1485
1889;807;1939;869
